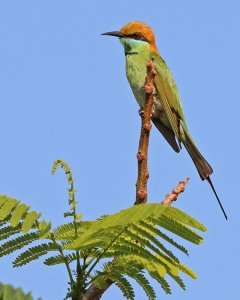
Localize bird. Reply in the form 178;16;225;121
102;21;227;220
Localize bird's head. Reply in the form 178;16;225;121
102;21;159;55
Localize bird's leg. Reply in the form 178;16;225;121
138;107;144;117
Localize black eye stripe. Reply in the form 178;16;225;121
127;32;149;42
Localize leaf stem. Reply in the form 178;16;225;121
82;226;128;285
51;235;75;285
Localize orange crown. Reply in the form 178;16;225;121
120;21;159;54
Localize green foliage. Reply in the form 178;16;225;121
10;204;30;227
65;204;205;248
0;282;41;300
13;243;60;267
1;160;207;300
0;195;51;235
51;160;78;215
114;275;135;300
44;253;77;266
53;221;93;241
0;224;21;241
0;232;40;258
0;195;52;265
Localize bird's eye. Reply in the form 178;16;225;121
127;32;148;42
132;33;142;40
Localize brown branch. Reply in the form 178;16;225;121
81;59;156;300
135;58;156;205
161;177;189;206
82;279;113;300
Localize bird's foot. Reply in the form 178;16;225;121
138;108;144;117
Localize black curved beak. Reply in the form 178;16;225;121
101;31;126;38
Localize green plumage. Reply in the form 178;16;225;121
121;38;213;180
102;26;227;217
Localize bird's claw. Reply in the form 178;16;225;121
138;108;144;116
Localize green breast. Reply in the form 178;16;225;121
125;50;170;128
125;50;151;108
121;38;173;129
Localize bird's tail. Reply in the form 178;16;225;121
182;127;213;180
206;177;228;220
181;126;227;220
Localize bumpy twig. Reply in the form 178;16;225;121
161;178;189;206
135;58;156;205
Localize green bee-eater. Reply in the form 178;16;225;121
102;21;227;219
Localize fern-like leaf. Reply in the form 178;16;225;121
114;275;135;300
114;256;171;294
0;196;48;237
148;269;171;294
110;240;168;271
131;272;156;300
66;204;203;251
111;264;156;300
43;254;65;266
22;211;41;233
140;220;189;255
13;242;60;267
37;220;52;239
0;195;8;207
0;224;22;241
66;204;168;249
177;263;197;279
10;203;30;227
97;264;135;300
0;197;19;221
54;221;93;241
168;272;186;290
44;252;77;266
153;215;203;244
122;227;181;274
163;207;207;232
0;232;39;258
130;223;179;262
0;281;39;300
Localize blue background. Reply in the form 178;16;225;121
0;1;239;299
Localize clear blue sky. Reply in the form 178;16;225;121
1;1;239;299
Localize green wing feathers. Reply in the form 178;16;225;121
153;54;186;145
179;121;213;179
152;117;180;153
152;54;213;179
